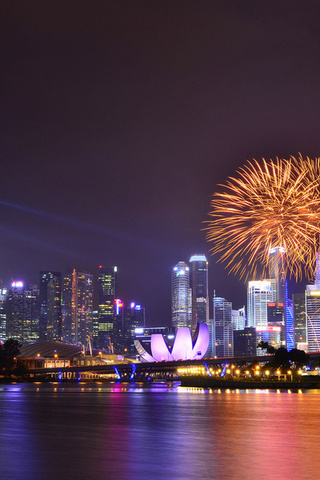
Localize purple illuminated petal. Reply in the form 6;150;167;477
151;334;173;362
190;323;209;360
171;328;193;360
134;340;155;362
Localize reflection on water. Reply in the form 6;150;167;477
1;382;320;480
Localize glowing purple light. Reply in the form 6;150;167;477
115;299;123;315
11;281;24;288
136;323;209;362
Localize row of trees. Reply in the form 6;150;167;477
258;342;310;369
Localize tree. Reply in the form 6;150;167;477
274;347;289;368
288;348;309;368
0;339;22;376
257;341;276;354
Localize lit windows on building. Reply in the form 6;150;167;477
6;282;39;344
247;280;273;328
306;285;320;352
171;261;191;330
213;295;233;357
39;272;62;342
189;254;209;333
97;266;117;349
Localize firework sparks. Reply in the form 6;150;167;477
205;155;320;281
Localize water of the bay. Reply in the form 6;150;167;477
0;381;320;480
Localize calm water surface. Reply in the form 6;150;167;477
0;382;320;480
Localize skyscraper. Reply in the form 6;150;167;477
76;271;93;345
171;261;191;330
61;272;73;343
62;269;94;345
97;266;117;349
232;307;246;331
189;254;209;333
268;246;287;346
268;246;286;304
0;287;7;343
213;295;233;357
305;284;320;352
6;282;39;344
39;272;62;342
234;327;256;357
247;280;273;328
123;303;145;354
293;292;306;348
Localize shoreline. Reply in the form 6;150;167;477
180;376;320;390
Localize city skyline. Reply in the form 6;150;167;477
1;2;320;326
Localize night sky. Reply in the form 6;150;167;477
1;1;320;325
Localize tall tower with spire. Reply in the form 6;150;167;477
268;246;286;304
268;246;290;347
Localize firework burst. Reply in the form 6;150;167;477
205;155;320;281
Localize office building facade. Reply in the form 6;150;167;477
247;280;273;328
189;254;209;333
39;272;62;342
97;266;117;349
171;261;191;330
305;284;320;352
213;295;233;357
293;292;306;348
0;287;7;343
6;282;39;344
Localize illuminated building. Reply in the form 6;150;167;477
134;326;175;353
304;253;320;352
61;273;72;342
268;246;286;304
232;307;246;330
189;254;209;333
213;295;233;357
247;280;273;328
286;295;294;350
171;261;191;329
113;300;146;354
268;246;289;347
39;272;62;342
306;285;320;352
92;310;99;348
0;288;7;343
97;266;117;349
123;302;145;354
134;323;209;362
6;282;39;343
293;292;306;348
62;269;93;345
256;325;282;350
234;327;256;356
113;298;124;352
76;271;93;345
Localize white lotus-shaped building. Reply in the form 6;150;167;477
134;323;209;362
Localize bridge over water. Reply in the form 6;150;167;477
30;354;279;382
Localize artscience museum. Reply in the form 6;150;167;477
134;323;209;362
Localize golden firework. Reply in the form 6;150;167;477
205;155;320;281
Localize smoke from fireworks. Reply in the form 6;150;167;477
206;154;320;281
